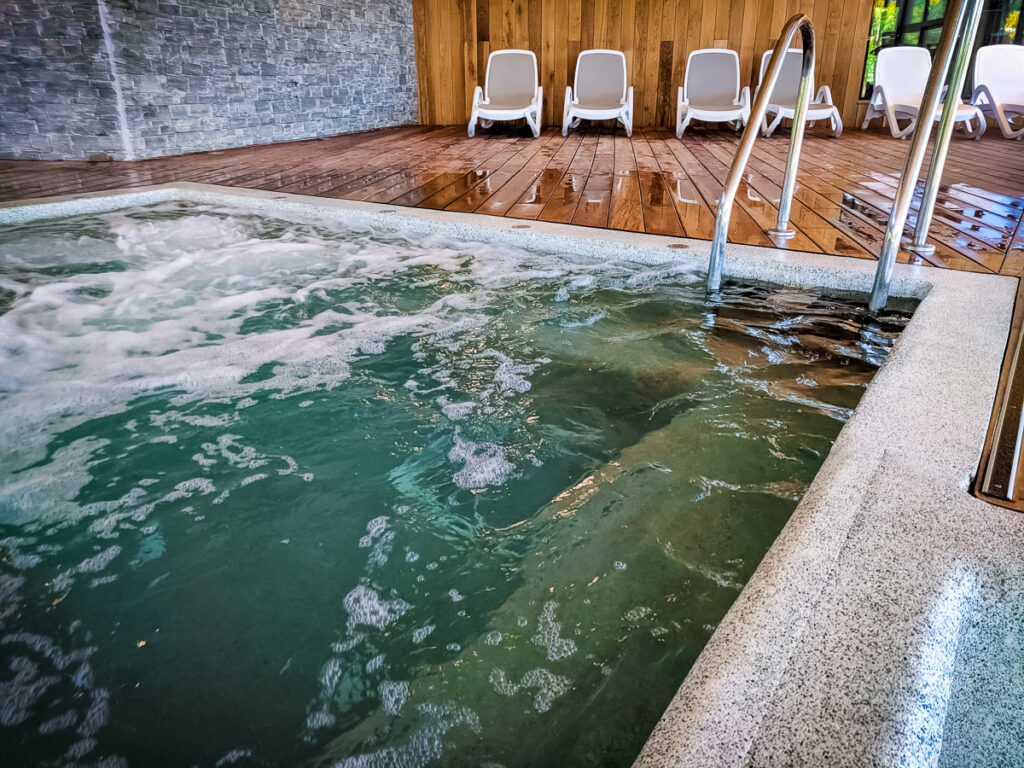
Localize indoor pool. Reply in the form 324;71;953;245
0;201;912;767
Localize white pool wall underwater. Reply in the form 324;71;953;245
3;182;1023;767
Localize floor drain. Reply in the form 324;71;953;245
668;243;689;249
511;224;530;229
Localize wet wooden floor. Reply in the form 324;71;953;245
2;124;1023;275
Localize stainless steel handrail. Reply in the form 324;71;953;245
905;0;986;257
868;0;985;311
706;13;814;293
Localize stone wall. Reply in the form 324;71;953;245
0;0;419;161
0;3;124;160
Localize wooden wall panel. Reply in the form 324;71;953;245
412;0;874;129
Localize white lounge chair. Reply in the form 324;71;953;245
469;49;543;138
563;49;633;137
756;48;842;137
861;46;985;139
971;45;1024;140
676;49;751;138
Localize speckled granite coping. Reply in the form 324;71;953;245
4;183;1023;767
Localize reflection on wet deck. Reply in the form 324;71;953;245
2;124;1023;275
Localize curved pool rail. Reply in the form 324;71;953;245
705;13;815;294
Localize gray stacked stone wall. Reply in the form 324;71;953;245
0;2;125;160
0;0;418;161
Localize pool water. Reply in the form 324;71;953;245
0;202;911;767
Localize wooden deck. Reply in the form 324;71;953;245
2;124;1023;275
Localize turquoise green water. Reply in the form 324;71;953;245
0;202;911;767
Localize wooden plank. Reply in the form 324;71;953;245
507;132;584;217
572;129;615;227
608;131;645;231
538;132;600;222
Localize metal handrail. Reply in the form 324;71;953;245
868;0;985;311
906;0;985;258
706;13;815;293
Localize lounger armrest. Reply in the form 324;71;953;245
678;85;687;107
533;85;543;109
564;84;575;107
738;86;750;109
815;84;834;105
473;85;485;106
625;86;634;111
971;83;995;107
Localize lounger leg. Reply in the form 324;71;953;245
996;106;1024;139
676;111;691;139
860;109;875;131
966;112;986;140
468;111;477;138
886;105;914;139
525;109;540;138
620;109;632;137
764;112;784;137
562;108;572;137
830;109;843;138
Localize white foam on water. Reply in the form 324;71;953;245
334;702;480;768
488;667;572;713
479;350;537;395
215;749;254;767
51;545;122;592
411;625;434;644
448;435;514;490
1;203;700;479
0;437;108;527
484;631;502;646
343;586;411;632
531;602;577;662
436;396;474;421
358;517;394;567
379;680;409;716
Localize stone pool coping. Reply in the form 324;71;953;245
3;182;1023;766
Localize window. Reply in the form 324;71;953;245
861;0;1023;98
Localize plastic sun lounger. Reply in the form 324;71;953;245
469;49;543;138
861;46;985;140
756;48;842;138
971;44;1024;140
562;49;633;137
676;48;751;138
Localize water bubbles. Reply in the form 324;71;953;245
411;625;434;644
531;602;577;662
343;586;410;632
215;749;254;767
448;435;514;490
489;668;572;713
379;680;409;715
